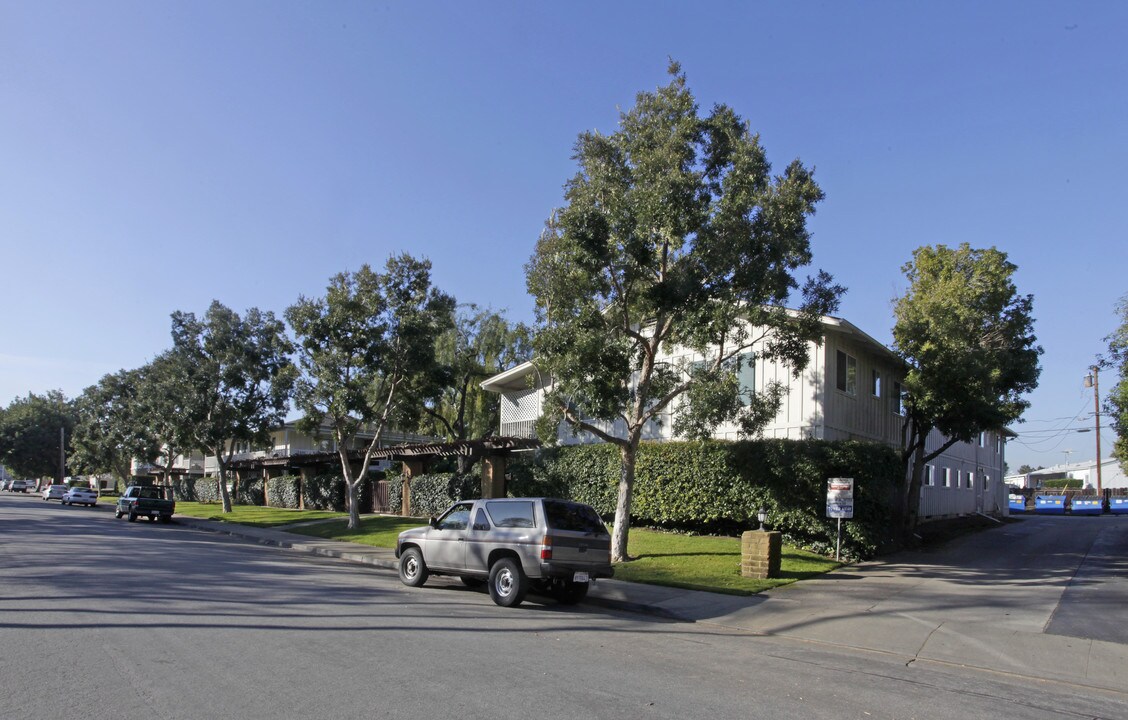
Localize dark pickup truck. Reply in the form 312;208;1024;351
116;485;175;523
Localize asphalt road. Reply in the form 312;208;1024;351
2;493;1127;719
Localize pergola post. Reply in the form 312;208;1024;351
402;459;426;516
482;455;506;499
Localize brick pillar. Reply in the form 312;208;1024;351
741;530;782;579
402;459;425;516
482;455;506;499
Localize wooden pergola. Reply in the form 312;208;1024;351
226;436;541;515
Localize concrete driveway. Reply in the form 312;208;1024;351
598;514;1128;692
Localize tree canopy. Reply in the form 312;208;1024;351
525;62;842;561
71;369;156;487
0;390;76;480
892;243;1041;536
169;301;297;512
287;254;454;528
417;305;531;471
1102;294;1128;471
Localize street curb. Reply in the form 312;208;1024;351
176;515;676;618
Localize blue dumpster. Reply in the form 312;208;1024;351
1035;495;1067;514
1071;497;1102;515
1008;494;1027;512
1110;498;1128;515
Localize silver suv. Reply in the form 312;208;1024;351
395;498;613;607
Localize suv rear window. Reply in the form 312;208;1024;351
485;501;537;528
543;500;607;533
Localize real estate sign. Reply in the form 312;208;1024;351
826;477;854;519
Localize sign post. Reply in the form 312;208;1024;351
826;478;854;561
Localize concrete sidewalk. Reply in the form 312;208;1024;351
177;514;1128;695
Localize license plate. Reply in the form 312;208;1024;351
573;572;589;583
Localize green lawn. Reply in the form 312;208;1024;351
615;528;841;595
174;504;840;594
175;502;347;527
287;515;427;546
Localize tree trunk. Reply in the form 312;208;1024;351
610;443;638;563
217;457;233;513
346;478;361;529
902;442;926;543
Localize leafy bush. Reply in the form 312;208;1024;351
1041;478;1083;490
235;477;265;506
302;473;347;511
385;472;479;517
171;476;221;503
267;475;302;508
510;439;900;559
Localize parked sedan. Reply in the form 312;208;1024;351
42;484;68;501
9;479;29;493
62;486;98;507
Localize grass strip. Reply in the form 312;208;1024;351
175;502;346;528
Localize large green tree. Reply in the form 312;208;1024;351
525;62;842;562
170;301;297;513
892;244;1041;538
134;350;199;487
418;305;532;472
71;368;159;489
287;254;455;529
0;390;76;481
1101;294;1128;471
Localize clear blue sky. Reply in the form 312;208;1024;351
2;1;1125;472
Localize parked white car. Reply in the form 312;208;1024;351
42;484;68;501
62;486;98;507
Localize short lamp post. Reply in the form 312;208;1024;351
743;506;780;579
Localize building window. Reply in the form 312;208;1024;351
984;474;990;490
892;381;905;415
836;350;857;396
956;469;962;488
924;464;934;486
978;432;986;448
996;436;1003;454
942;468;951;488
871;369;881;397
737;352;756;406
968;472;975;489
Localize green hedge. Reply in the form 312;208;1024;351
385;472;479;517
235;477;265;506
170;476;221;503
509;439;900;559
302;473;347;511
267;475;302;508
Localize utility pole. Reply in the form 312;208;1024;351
58;426;66;486
1088;366;1103;495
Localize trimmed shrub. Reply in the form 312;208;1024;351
235;477;265;506
509;438;900;559
267;475;301;508
302;473;347;511
385;472;479;517
171;476;221;503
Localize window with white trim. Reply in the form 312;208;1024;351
836;350;857;396
892;381;905;415
871;369;881;397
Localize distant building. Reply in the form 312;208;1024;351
1006;458;1127;491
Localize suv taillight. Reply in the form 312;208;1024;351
540;536;553;561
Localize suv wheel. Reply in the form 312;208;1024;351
398;547;429;587
488;558;527;608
